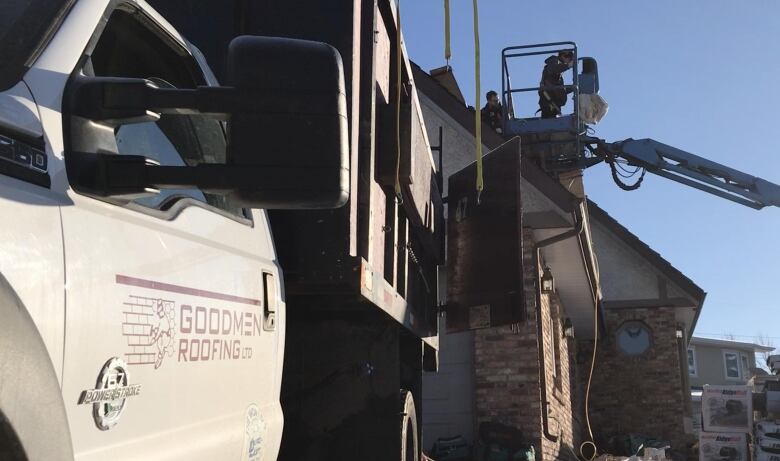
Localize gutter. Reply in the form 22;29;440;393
687;292;707;342
576;201;606;345
533;201;585;443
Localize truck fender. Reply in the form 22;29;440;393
0;273;74;460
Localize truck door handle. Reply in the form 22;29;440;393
262;272;277;331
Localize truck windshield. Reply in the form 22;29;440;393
0;0;72;91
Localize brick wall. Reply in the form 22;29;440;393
577;307;693;453
474;229;580;461
540;293;578;461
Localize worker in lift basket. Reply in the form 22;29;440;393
538;50;574;118
481;90;504;134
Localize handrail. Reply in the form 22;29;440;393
501;41;577;53
500;41;580;128
504;50;575;59
502;54;513;118
507;84;578;94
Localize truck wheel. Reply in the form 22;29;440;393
0;412;25;461
400;390;419;461
0;274;73;460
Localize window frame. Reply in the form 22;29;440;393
722;350;742;380
687;346;697;377
740;352;751;377
615;320;653;357
549;315;558;379
62;1;252;226
547;298;563;392
0;0;76;91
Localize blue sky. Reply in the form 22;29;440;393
402;1;780;347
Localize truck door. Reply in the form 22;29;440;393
57;6;283;460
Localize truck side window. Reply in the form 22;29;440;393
86;9;242;216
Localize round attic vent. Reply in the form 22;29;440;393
616;320;652;356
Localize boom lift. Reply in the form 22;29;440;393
501;42;780;209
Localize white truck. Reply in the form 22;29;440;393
0;0;452;459
0;0;351;459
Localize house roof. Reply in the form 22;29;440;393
691;336;775;353
587;200;705;302
411;61;578;213
411;61;505;147
587;199;706;337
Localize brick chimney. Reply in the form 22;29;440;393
429;65;466;104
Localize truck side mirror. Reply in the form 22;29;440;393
225;36;349;208
65;36;349;210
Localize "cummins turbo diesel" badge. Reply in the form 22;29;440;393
78;357;141;430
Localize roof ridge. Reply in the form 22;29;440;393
410;61;504;149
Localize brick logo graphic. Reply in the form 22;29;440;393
116;275;264;367
122;296;177;368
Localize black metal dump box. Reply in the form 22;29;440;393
149;1;443;459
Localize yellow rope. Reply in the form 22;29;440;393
394;0;403;202
444;0;451;64
472;0;483;201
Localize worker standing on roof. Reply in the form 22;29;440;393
538;50;574;118
481;90;504;134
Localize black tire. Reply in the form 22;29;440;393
0;411;26;461
400;390;419;461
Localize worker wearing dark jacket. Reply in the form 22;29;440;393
538;50;574;118
481;90;504;134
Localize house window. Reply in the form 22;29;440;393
688;347;697;376
741;353;751;377
723;351;741;379
616;321;652;356
550;315;558;379
547;299;563;390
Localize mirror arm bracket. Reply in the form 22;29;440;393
69;77;233;121
68;152;347;207
69;151;242;198
69;76;338;122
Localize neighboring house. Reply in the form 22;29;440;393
688;337;774;388
413;62;708;459
687;337;774;434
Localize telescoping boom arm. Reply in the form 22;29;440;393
589;138;780;210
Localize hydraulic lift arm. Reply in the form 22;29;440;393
587;138;780;210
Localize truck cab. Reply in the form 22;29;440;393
0;1;348;459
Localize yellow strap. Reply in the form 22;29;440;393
472;0;483;201
394;0;403;202
444;0;451;63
